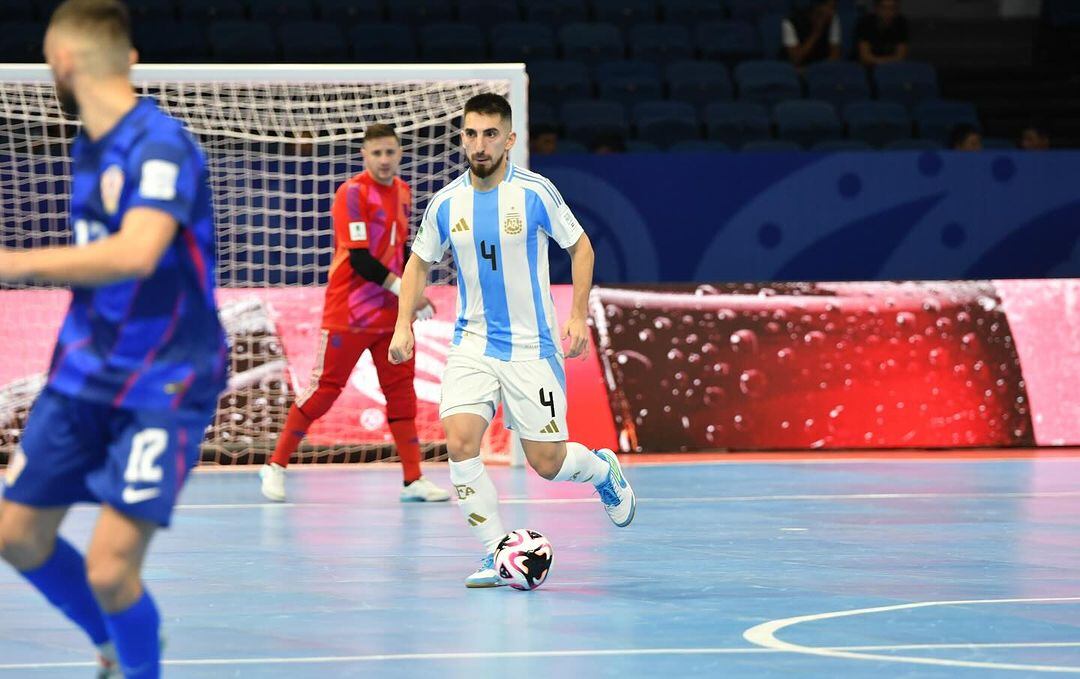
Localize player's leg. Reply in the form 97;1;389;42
440;352;507;587
0;390;114;663
370;332;449;502
85;506;158;679
501;355;636;527
82;405;211;678
262;329;366;501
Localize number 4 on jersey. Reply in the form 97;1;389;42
480;240;498;271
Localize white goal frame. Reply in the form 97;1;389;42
0;62;530;466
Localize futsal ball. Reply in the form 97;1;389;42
494;529;553;591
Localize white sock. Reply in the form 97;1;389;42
448;457;507;554
553;442;611;485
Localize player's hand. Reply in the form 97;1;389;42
388;325;415;364
414;296;436;322
562;316;590;359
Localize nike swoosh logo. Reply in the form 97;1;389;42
122;486;161;504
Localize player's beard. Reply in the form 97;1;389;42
54;80;79;117
469;152;504;179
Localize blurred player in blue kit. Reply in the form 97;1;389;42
0;1;226;676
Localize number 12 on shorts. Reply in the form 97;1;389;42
125;428;168;484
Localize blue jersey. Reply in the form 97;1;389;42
48;98;228;411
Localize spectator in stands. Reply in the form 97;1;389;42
1019;120;1051;150
856;0;910;66
590;132;627;154
949;123;982;151
530;123;560;155
783;0;842;67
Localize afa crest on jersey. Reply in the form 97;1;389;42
100;164;124;215
503;211;523;236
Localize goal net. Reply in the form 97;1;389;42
0;64;528;466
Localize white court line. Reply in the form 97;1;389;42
145;490;1080;511
191;454;1080;474
744;596;1080;674
2;641;1080;670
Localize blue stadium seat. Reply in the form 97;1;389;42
633;100;700;148
250;0;315;24
696;20;763;63
529;102;558;129
843;101;911;147
209;21;278;62
667;61;734;107
774;99;843;148
387;0;453;24
419;23;488;62
628;23;693;63
529;60;592;103
728;0;791;20
885;138;943;151
591;0;659;28
561;99;629;145
811;139;872;152
552;139;589;154
914;99;980;145
742;139;802;152
317;0;383;24
595;61;664;107
459;0;522;23
128;0;176;20
804;61;870;110
280;21;348;62
873;61;939;110
179;0;245;21
669;139;732;152
348;24;416;62
0;21;45;62
134;21;209;63
704;101;771;148
560;23;625;65
734;60;801;107
524;0;588;27
491;22;556;61
660;0;725;25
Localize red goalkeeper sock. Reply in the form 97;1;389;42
270;406;313;468
389;419;422;484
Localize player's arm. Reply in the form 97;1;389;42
563;232;594;359
0;207;177;286
389;195;449;364
388;252;432;364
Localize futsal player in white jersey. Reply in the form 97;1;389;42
388;93;636;587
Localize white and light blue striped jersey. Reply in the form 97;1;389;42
412;163;585;361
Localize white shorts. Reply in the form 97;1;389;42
439;350;568;442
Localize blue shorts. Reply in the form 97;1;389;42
2;388;213;527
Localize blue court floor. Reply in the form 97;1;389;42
1;453;1079;677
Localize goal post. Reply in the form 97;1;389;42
0;63;529;467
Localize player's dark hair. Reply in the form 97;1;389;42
463;93;512;123
49;0;132;47
362;123;399;144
